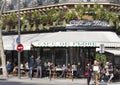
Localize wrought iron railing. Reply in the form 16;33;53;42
1;0;120;11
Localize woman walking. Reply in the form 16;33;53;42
85;63;92;85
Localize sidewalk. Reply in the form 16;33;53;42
0;76;120;85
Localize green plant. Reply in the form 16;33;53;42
64;10;76;23
95;53;106;65
75;4;84;19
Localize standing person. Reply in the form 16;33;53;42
108;62;114;83
93;60;100;85
76;62;81;78
105;61;114;83
28;55;34;80
36;56;42;78
85;63;92;85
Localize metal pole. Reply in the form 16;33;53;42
66;48;68;67
18;0;21;79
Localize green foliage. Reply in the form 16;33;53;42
31;10;41;26
1;2;120;32
57;10;66;22
38;24;43;30
95;53;106;64
75;4;84;19
64;10;76;23
25;22;31;31
21;24;25;32
6;12;17;25
32;24;37;31
40;14;48;25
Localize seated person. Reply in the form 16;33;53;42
6;61;12;74
59;64;68;78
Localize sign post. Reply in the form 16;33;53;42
99;44;104;54
17;0;21;79
99;44;105;61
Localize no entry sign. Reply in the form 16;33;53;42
17;43;24;52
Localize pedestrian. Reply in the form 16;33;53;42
76;62;82;78
93;60;100;85
35;56;42;78
6;61;12;74
99;61;106;82
105;61;114;83
28;55;34;80
85;63;92;85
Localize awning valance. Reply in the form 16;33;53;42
31;31;120;47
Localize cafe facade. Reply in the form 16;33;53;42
3;30;120;77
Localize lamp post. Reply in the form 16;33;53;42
17;0;21;79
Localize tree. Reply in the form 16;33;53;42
0;0;8;78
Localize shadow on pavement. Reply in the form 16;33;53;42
0;80;39;85
91;83;107;85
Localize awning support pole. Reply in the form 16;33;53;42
66;48;68;67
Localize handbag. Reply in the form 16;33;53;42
84;71;89;77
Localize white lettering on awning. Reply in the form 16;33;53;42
37;42;96;47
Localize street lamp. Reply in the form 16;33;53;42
17;0;21;79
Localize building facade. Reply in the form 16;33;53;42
0;0;120;78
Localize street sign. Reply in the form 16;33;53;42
16;37;20;44
17;43;24;52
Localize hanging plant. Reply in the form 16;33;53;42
38;24;43;30
40;14;48;26
14;25;18;32
25;22;31;31
45;25;50;30
31;10;41;30
31;24;37;31
62;19;66;27
21;13;27;25
75;4;84;19
64;10;76;23
5;12;17;31
5;25;9;32
57;10;66;25
21;24;25;32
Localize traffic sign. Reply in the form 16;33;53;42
16;37;20;44
17;43;24;52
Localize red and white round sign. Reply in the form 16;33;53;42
17;43;24;52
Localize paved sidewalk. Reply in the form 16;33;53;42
0;76;120;85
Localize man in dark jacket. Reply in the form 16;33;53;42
28;55;34;80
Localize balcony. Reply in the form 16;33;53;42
2;0;120;11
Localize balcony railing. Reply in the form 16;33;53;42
1;0;120;11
